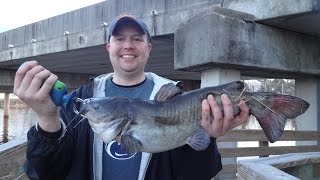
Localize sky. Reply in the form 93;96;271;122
0;0;104;33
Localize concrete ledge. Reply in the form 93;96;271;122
0;28;106;62
0;0;222;52
223;0;320;20
174;8;320;78
224;0;320;37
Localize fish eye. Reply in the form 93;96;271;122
94;104;99;110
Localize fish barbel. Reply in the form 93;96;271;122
78;81;309;154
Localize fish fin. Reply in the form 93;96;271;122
186;127;211;151
154;83;182;102
252;109;287;143
120;134;142;155
250;92;309;143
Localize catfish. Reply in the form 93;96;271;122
78;81;309;154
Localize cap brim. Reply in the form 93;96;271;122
110;16;146;36
108;15;151;42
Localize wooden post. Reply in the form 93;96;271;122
3;116;8;143
3;93;10;118
259;141;269;158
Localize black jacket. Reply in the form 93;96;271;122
24;81;222;180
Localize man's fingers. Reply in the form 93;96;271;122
201;99;211;126
207;94;222;122
40;73;58;96
27;69;52;94
14;60;38;93
19;65;45;93
235;100;250;124
221;94;234;121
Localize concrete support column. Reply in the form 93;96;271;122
295;78;319;146
201;68;241;87
3;93;10;118
201;68;240;179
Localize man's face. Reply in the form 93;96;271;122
106;23;152;76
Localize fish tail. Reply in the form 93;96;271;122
247;92;309;143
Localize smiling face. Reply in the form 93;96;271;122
106;22;152;83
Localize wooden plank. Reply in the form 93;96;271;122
219;152;320;178
239;152;320;169
220;145;320;158
238;161;299;180
1;130;319;179
259;141;269;158
237;152;320;180
220;164;236;174
217;130;268;142
217;130;320;142
3;93;10;118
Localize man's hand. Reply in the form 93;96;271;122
14;60;61;132
201;94;249;138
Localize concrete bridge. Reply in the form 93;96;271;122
0;0;319;82
0;0;319;178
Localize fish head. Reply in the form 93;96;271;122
80;98;109;122
80;97;130;143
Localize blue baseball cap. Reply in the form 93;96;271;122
108;14;151;42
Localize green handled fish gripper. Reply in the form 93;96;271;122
50;80;69;107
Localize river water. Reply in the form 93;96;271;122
0;108;37;144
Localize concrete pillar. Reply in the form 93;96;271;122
201;68;241;179
201;68;241;87
3;93;10;119
295;78;319;146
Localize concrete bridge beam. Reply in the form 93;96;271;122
223;0;319;19
174;5;320;150
174;6;320;78
1;0;319;63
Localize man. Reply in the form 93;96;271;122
14;14;249;180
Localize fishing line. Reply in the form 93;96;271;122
233;86;276;114
234;87;246;102
58;98;86;141
73;116;87;128
240;95;276;114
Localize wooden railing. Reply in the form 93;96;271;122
0;130;320;179
237;152;320;179
215;130;320;179
0;136;27;180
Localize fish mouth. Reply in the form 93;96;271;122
73;98;89;117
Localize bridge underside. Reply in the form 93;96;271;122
0;34;201;81
0;0;319;91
